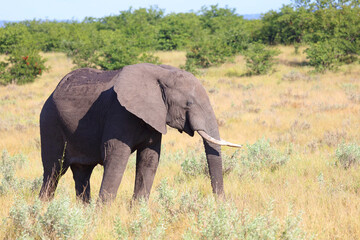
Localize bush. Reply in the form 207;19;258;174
180;150;207;177
114;217;129;239
96;31;143;70
64;25;102;69
183;198;311;240
129;200;153;238
305;38;359;73
0;47;47;85
155;178;177;216
243;42;280;75
182;35;233;73
6;196;95;239
67;29;160;70
222;150;240;175
224;26;250;55
240;138;289;172
0;23;30;54
114;182;174;240
304;39;342;72
180;149;240;177
113;188;310;239
335;142;360;169
157;13;202;51
0;150;43;196
0;150;26;195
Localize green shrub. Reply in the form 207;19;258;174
0;24;30;54
137;52;160;66
8;198;42;238
335;142;360;169
180;149;240;177
0;150;26;195
240;138;289;172
96;31;141;70
42;197;94;239
186;198;239;240
222;150;240;175
113;182;173;239
0;47;47;85
111;188;311;239
155;178;177;217
199;5;238;33
6;197;95;239
183;198;311;240
157;13;202;51
178;190;203;214
67;29;160;70
224;26;250;55
0;150;43;196
114;217;129;239
65;26;102;69
129;200;152;238
243;42;280;75
180;151;207;177
183;35;233;73
304;39;342;72
305;38;359;73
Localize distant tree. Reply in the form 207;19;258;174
0;46;47;85
157;13;202;50
243;42;280;75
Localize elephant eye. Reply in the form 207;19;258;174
186;100;193;107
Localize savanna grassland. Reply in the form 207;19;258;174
1;46;360;239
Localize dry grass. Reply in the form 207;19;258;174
1;46;360;239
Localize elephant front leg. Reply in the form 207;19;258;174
99;140;131;202
133;134;161;201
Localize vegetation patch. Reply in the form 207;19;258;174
335;142;360;169
240;138;289;172
243;43;280;75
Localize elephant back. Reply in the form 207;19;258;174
52;68;120;132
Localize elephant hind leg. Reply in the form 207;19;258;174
70;163;95;203
39;123;69;201
39;153;69;201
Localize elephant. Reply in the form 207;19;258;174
39;63;241;203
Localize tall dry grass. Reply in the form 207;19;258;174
1;47;360;239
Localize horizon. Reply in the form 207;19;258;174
0;14;261;28
0;1;291;22
0;13;262;24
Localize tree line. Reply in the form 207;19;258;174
0;0;359;84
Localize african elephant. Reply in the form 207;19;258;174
39;63;241;203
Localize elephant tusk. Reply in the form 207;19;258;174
197;130;242;148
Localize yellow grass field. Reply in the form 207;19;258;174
1;46;360;239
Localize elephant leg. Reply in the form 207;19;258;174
70;164;95;203
39;125;69;201
133;134;161;200
99;140;131;202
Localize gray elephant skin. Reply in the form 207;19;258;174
39;63;240;203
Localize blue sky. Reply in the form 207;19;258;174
1;0;293;21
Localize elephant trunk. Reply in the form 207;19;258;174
202;128;224;196
188;106;223;195
188;95;241;196
199;128;242;195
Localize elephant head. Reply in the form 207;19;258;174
114;63;241;195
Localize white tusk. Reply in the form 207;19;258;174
197;130;242;148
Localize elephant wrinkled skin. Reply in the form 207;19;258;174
39;63;241;203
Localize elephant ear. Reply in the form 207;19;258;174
113;63;169;134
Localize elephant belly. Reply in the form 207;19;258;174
64;128;103;166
